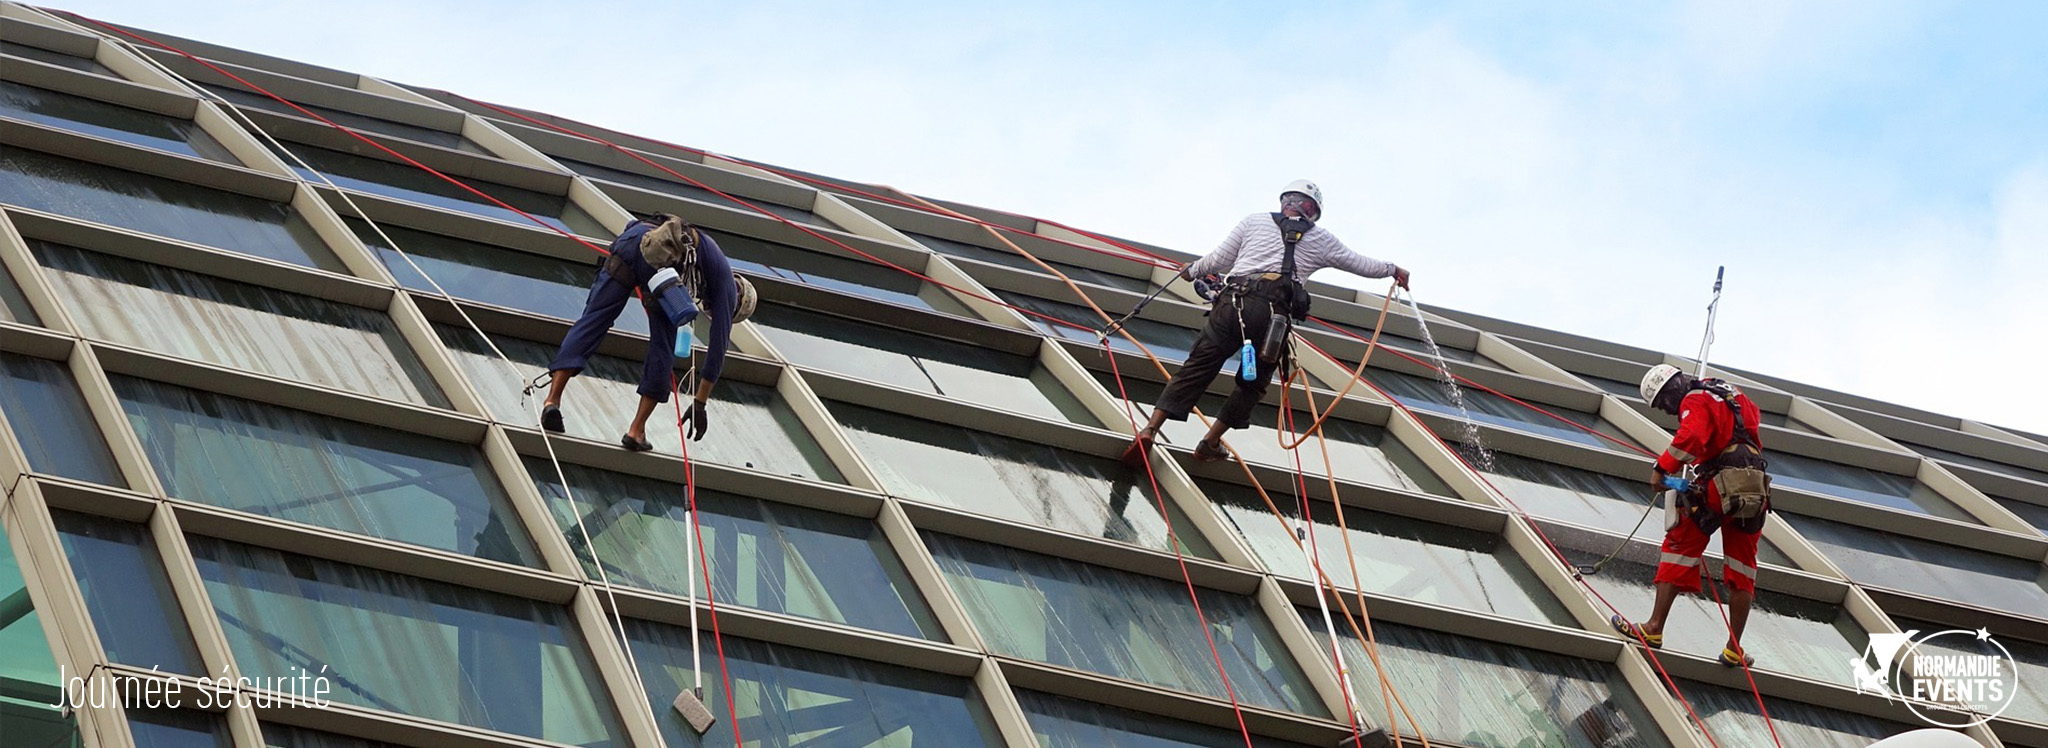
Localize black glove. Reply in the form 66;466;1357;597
680;398;709;441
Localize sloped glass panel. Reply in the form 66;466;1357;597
439;324;841;481
560;158;838;229
530;459;939;638
1018;689;1318;748
1678;679;1914;747
1769;451;1973;521
198;82;488;155
116;375;539;566
1207;480;1568;624
909;230;1151;293
0;352;121;484
1996;497;2048;535
53;510;204;674
0;512;82;748
1311;617;1670;748
353;217;650;336
264;724;401;748
1106;374;1451;495
1902;439;2048;486
833;401;1214;557
0;260;37;324
1369;368;1644;452
0;148;341;270
0;80;235;162
1478;450;1659;536
1;40;114;75
624;619;1002;748
999;291;1199;361
752;302;1093;424
932;534;1324;716
1317;317;1500;368
128;709;230;748
282;142;608;237
1784;513;2048;618
714;231;972;316
190;536;624;746
1571;551;1867;686
1757;410;1826;436
34;241;446;406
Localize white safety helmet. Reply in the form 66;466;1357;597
1639;363;1684;405
732;274;757;324
1279;179;1323;218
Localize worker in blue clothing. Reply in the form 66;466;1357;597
540;213;758;450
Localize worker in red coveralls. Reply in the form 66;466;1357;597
1610;363;1773;668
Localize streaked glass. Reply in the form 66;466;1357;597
0;80;236;162
1208;480;1570;624
354;217;650;335
999;290;1200;361
834;401;1215;557
190;536;624;746
128;709;231;748
714;230;973;316
931;533;1323;716
198;82;489;155
0;260;37;324
751;302;1095;424
1479;449;1661;536
36;241;447;406
281;142;609;238
909;230;1152;293
1312;617;1670;747
1769;450;1974;521
1784;513;2048;618
1;39;114;75
0;352;122;484
0;148;342;270
560;157;838;229
530;459;940;638
624;619;1002;748
1678;679;1914;746
52;510;204;674
1019;689;1319;748
116;375;539;566
1370;368;1644;452
438;324;842;481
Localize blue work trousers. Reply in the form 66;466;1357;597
548;269;679;402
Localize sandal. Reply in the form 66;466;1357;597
540;404;565;433
1119;430;1156;468
1719;646;1755;668
1609;615;1663;649
620;434;654;452
1193;439;1229;463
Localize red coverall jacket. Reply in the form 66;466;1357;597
1655;387;1765;592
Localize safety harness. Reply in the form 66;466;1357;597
1681;379;1772;534
1220;214;1317;370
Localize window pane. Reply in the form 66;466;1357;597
834;401;1215;557
560;158;839;230
1784;513;2048;618
1000;291;1200;361
0;512;84;748
2;40;114;75
1207;480;1570;625
198;83;489;155
281;143;608;238
530;459;940;638
752;302;1094;424
0;80;236;162
716;231;973;316
1997;497;2048;535
352;217;650;336
931;534;1322;715
1903;439;2048;485
51;510;204;674
1018;689;1318;748
0;148;342;270
0;260;38;324
438;324;842;482
1678;679;1915;746
1311;617;1670;748
189;536;624;746
1317;318;1502;369
1477;450;1663;536
624;619;1002;748
1769;451;1974;521
115;375;539;566
129;709;231;748
1571;552;1866;686
0;352;122;484
1106;374;1452;495
1369;368;1644;453
36;241;447;407
1893;617;2048;725
909;231;1152;293
263;723;401;748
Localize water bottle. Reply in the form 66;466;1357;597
1238;339;1257;381
674;324;694;359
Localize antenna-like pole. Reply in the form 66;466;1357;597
1694;266;1725;377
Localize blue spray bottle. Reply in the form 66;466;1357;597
1237;339;1257;382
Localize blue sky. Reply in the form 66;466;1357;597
54;1;2048;436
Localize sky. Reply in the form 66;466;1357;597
47;1;2048;437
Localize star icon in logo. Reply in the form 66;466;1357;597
1978;628;1994;641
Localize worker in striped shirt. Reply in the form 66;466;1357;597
1128;180;1410;463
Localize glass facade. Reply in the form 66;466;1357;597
52;510;205;674
197;82;490;155
0;352;122;484
0;80;237;162
531;459;941;638
1679;679;1911;747
714;230;974;316
909;230;1151;293
1479;450;1662;536
1768;450;1974;521
0;512;80;748
127;709;232;748
281;142;609;238
37;240;448;407
1784;513;2048;618
1369;368;1644;452
352;217;650;335
0;260;38;324
999;290;1200;361
1018;689;1317;748
559;157;839;229
2;39;114;75
0;147;343;271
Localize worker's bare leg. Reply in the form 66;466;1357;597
625;395;659;443
1644;581;1681;637
1725;587;1754;651
543;369;575;409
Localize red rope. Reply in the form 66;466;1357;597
1706;579;1787;747
1101;340;1258;748
1280;382;1369;742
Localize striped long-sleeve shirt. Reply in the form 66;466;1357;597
1183;213;1397;284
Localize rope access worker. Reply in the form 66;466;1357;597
1611;363;1773;668
1128;180;1410;463
539;213;758;450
